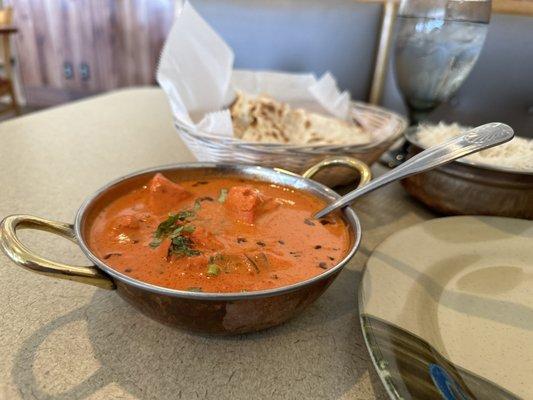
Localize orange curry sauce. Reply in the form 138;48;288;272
89;173;350;292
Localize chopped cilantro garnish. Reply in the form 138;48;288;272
149;237;163;248
168;235;201;257
218;188;228;203
206;264;220;276
193;199;202;211
181;225;195;234
150;205;201;258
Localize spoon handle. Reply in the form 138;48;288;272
314;122;514;219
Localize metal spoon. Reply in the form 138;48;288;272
314;122;514;219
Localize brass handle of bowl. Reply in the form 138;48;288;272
0;215;115;290
302;156;372;187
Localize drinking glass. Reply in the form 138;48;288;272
386;0;491;166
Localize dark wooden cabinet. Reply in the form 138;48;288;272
7;0;175;106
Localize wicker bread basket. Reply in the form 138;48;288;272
176;101;407;186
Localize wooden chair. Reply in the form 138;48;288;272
0;6;20;116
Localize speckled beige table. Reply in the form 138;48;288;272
0;88;434;400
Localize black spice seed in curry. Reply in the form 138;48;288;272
197;196;214;202
256;241;265;247
237;237;247;244
328;256;335;261
125;268;133;273
318;262;327;269
304;218;316;226
104;252;122;259
314;245;322;249
278;240;285;245
319;219;332;225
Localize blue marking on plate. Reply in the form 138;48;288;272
429;363;470;400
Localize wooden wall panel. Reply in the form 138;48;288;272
132;0;152;84
89;1;116;90
44;1;70;88
8;0;175;104
147;1;175;85
6;0;41;87
91;0;175;89
75;0;98;91
63;0;84;90
493;0;533;15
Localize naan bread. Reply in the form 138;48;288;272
230;91;371;146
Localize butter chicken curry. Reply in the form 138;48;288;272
89;173;350;292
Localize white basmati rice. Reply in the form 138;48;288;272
415;122;533;172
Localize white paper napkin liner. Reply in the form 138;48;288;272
197;110;234;138
230;70;317;103
157;1;234;129
157;1;356;138
308;72;351;121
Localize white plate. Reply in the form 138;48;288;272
359;216;533;400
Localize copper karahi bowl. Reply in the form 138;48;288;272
0;158;369;334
